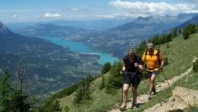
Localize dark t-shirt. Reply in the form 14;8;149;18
123;55;143;72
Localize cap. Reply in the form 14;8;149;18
128;48;135;56
147;42;154;49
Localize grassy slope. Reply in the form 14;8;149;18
59;33;198;112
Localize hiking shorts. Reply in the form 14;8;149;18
123;72;140;88
147;71;159;78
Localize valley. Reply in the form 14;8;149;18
0;22;102;100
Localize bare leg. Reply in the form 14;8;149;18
122;84;129;103
131;86;139;108
149;73;156;93
132;87;137;104
120;84;129;109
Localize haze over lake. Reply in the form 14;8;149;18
38;36;119;65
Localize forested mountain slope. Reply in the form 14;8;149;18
0;21;101;100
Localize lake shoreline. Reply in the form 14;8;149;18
37;36;119;65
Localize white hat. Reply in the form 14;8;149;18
147;42;153;48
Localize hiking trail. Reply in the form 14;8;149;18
108;57;197;112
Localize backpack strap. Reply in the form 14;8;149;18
143;51;147;69
156;50;160;58
144;50;148;61
156;50;161;67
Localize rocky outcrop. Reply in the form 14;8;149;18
173;87;198;107
144;86;198;112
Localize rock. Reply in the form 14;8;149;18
172;86;198;106
144;87;198;112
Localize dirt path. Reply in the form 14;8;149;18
108;57;197;112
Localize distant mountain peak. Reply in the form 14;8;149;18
0;21;5;31
137;16;153;21
176;14;198;28
0;21;12;35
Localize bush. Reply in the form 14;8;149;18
193;60;198;72
183;24;197;40
101;62;111;74
164;58;169;66
105;62;123;94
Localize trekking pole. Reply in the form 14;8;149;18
160;68;171;89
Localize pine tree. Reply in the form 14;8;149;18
101;62;111;74
100;75;105;89
172;28;178;37
183;24;198;40
183;27;190;40
9;67;31;112
73;75;93;104
73;86;84;104
151;35;160;45
106;61;123;94
0;69;13;112
64;105;69;112
193;60;198;73
136;40;147;56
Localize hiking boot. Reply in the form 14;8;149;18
120;102;126;111
131;102;138;109
148;92;153;100
153;91;157;95
152;87;157;95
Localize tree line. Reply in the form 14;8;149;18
136;23;198;56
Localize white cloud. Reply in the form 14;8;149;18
97;12;147;19
109;1;197;16
69;8;79;11
43;13;61;18
176;0;198;6
97;14;115;19
13;14;18;19
13;14;23;20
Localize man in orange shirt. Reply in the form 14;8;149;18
142;43;164;100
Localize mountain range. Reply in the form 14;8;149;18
73;14;198;58
10;13;198;58
176;14;198;28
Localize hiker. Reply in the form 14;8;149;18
142;42;164;100
120;48;143;110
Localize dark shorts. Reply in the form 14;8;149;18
123;72;140;88
147;71;158;78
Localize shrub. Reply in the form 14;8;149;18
101;62;111;74
105;62;122;94
193;60;198;72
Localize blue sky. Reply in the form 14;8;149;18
0;0;198;23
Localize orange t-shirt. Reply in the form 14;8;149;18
142;50;164;72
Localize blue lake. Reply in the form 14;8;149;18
38;36;119;65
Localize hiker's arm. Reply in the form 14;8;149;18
141;52;146;62
135;57;144;72
120;62;126;74
159;53;164;68
122;63;126;71
160;59;164;69
137;64;144;72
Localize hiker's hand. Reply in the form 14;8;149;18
159;65;163;69
134;63;139;68
120;70;125;75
